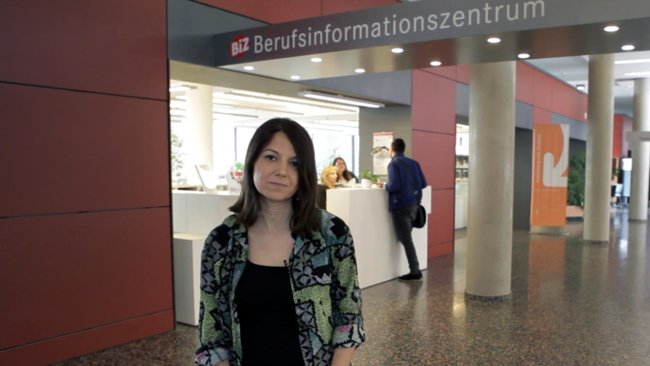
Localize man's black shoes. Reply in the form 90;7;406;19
398;272;422;280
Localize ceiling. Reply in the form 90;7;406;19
170;75;360;133
175;51;650;120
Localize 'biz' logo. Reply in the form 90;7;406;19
231;35;250;57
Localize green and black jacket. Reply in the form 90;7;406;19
195;210;365;366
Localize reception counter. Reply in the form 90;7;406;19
172;190;238;325
172;190;239;237
171;187;430;324
327;186;430;288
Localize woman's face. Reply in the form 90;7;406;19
253;132;299;204
325;170;338;185
334;159;346;173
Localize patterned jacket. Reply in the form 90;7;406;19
195;210;365;366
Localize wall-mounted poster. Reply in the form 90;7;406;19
372;131;393;175
530;124;569;231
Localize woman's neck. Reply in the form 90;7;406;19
255;199;293;232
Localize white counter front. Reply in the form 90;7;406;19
172;190;239;238
327;187;430;288
172;188;430;294
172;190;239;325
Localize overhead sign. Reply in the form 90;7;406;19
214;0;650;65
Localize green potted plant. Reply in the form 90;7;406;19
567;152;585;219
359;170;377;188
359;170;378;182
170;132;184;184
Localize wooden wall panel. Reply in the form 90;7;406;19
613;114;625;158
519;62;587;123
0;311;174;366
0;0;166;99
426;65;458;80
323;0;398;15
427;64;469;84
456;64;471;84
0;208;173;350
0;84;169;217
413;132;455;190
533;107;552;125
552;81;587;122
412;70;456;135
1;1;171;364
533;70;554;112
197;0;397;23
412;70;456;258
516;61;536;105
196;0;320;23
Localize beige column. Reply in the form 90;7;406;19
583;55;614;242
465;61;515;301
185;83;214;185
626;222;647;310
629;78;650;221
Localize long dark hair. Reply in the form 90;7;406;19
230;118;318;237
333;157;355;181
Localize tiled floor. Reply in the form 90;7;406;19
56;208;650;365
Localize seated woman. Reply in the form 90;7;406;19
318;165;338;209
333;157;358;186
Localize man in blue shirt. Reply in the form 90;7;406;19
383;138;428;280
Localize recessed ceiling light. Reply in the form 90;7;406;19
354;68;366;74
487;37;501;44
604;25;619;32
243;65;255;71
429;60;442;67
621;44;635;51
576;84;586;91
310;57;322;63
391;47;404;54
517;53;530;59
290;75;301;80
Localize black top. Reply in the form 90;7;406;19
234;260;304;366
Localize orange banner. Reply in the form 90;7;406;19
530;124;569;227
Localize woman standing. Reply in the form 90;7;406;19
195;118;365;366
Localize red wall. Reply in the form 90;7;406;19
0;1;173;365
516;62;588;124
412;62;588;259
613;114;633;158
197;0;398;23
411;70;457;258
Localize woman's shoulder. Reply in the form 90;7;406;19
205;214;244;246
315;209;350;241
